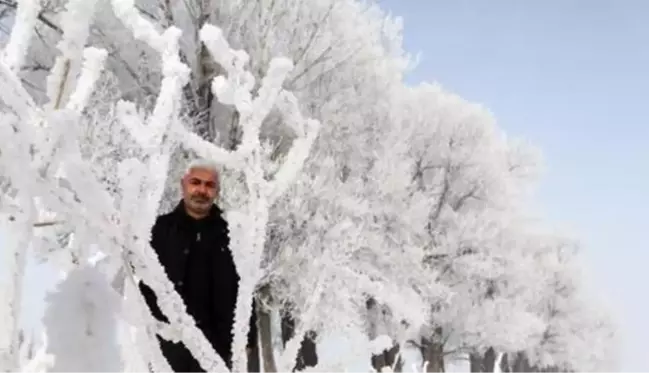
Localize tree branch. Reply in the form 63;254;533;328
0;0;62;34
32;220;64;228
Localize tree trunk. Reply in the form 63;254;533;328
257;304;277;372
371;343;403;372
482;347;498;373
366;297;403;372
419;326;445;372
247;341;260;372
280;308;318;371
511;351;533;372
499;352;510;372
190;2;217;143
470;353;481;372
243;298;261;372
188;0;241;147
295;331;318;371
469;347;497;372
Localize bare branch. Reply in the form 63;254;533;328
32;220;64;227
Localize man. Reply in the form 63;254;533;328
138;159;258;372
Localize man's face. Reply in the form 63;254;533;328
181;167;219;216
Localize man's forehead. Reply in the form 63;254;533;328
186;167;218;181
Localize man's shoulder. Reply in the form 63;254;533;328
149;212;178;249
213;208;229;229
152;210;177;230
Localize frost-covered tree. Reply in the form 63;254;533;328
495;229;619;373
378;82;535;371
374;81;617;373
0;0;619;372
0;2;414;366
260;54;445;371
0;0;319;371
0;0;225;366
0;0;410;179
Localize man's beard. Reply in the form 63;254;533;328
190;194;211;208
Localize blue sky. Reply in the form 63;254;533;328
377;0;649;370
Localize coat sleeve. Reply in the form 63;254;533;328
138;218;168;323
138;281;167;322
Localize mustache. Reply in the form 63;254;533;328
191;194;210;201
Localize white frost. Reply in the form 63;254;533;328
42;265;124;372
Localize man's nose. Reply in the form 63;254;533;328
197;183;209;194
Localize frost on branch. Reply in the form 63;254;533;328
0;0;225;370
0;0;40;72
185;20;320;373
263;78;440;370
19;331;55;373
42;265;124;372
104;1;319;372
107;1;230;371
46;0;101;110
0;197;36;372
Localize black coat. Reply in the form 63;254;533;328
138;201;257;371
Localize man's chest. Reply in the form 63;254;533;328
159;223;234;281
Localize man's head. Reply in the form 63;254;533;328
181;159;220;219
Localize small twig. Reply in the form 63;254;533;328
53;59;71;109
32;220;64;228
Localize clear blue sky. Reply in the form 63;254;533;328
377;0;649;370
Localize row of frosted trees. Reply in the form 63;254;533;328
0;0;617;372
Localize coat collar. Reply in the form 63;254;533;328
172;199;224;226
